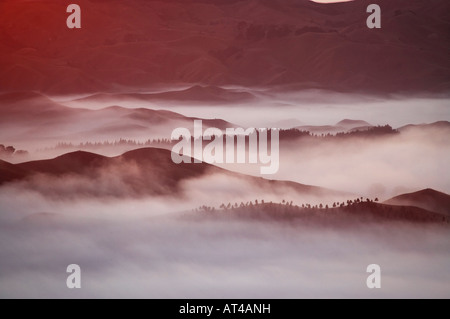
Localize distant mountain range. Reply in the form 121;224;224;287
72;86;257;104
0;92;235;142
0;0;449;94
2;92;448;145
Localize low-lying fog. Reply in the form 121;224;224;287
2;91;450;199
0;192;448;298
62;90;450;128
221;126;450;199
1;90;449;298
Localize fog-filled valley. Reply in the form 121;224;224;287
1;0;449;299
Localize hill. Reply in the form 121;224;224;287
397;121;450;132
0;159;28;183
194;201;449;224
295;119;373;134
336;119;372;128
0;148;341;199
0;92;87;124
0;0;448;94
0;92;236;142
384;188;450;216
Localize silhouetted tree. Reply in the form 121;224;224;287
0;145;16;158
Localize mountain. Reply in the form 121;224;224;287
384;188;450;216
0;0;449;94
0;148;342;199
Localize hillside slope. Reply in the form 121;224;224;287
0;0;448;94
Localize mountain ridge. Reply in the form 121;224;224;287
0;0;448;94
1;147;344;198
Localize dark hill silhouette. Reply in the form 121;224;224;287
336;119;372;128
0;0;448;94
196;201;448;224
279;125;398;140
295;119;374;134
294;125;346;135
0;148;340;198
397;121;450;132
0;159;28;183
384;188;450;216
18;151;110;176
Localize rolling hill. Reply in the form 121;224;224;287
397;121;450;132
0;92;88;124
2;148;449;224
295;119;374;134
74;86;256;104
0;147;342;199
385;188;450;216
0;92;236;142
195;201;449;224
0;159;28;183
